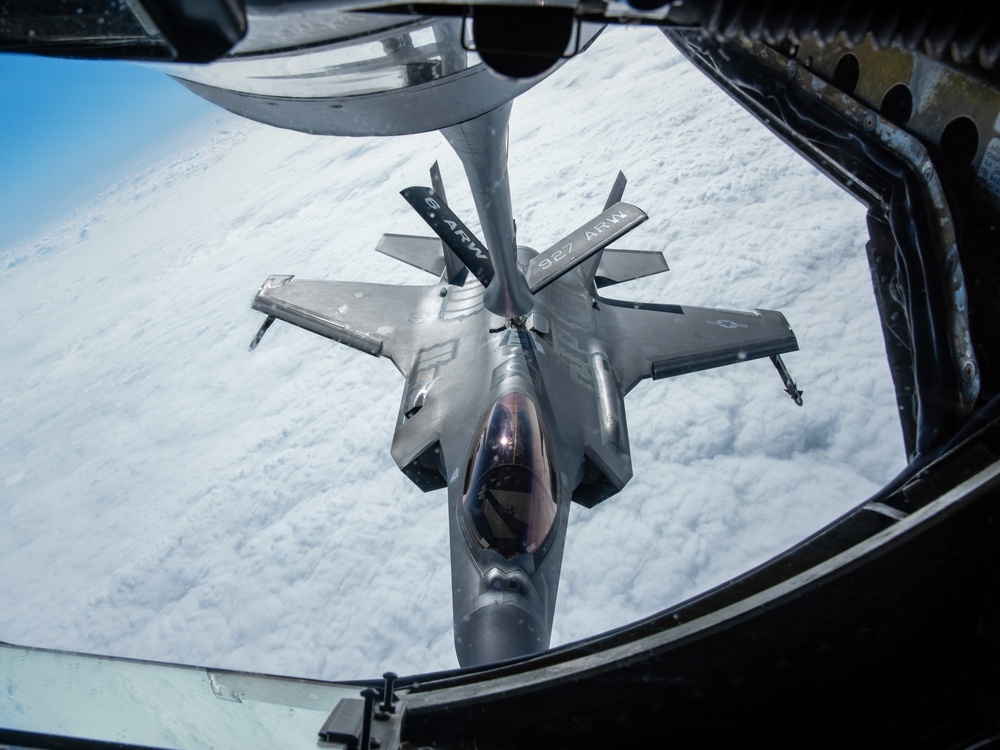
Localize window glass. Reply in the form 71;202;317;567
462;392;557;558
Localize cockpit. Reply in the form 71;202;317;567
461;392;557;560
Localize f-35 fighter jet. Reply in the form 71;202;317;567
250;105;800;667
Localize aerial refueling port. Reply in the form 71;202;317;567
471;6;575;79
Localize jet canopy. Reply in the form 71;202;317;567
462;392;557;560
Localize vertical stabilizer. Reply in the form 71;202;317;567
604;170;627;210
582;171;630;291
430;161;468;285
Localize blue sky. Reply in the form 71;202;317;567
1;53;216;247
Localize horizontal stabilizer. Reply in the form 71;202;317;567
525;201;647;294
401;186;494;288
594;248;669;288
376;233;449;278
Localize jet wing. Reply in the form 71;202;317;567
598;299;798;393
252;275;437;375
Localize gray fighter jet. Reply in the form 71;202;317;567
249;103;801;667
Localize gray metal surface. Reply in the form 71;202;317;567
593;248;669;287
376;234;450;278
524;201;647;293
252;181;797;666
441;103;535;317
163;13;603;136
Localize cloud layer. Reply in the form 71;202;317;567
0;27;903;680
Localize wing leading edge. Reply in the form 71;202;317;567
598;298;798;394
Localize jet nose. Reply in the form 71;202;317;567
454;599;549;667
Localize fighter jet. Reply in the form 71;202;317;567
0;0;801;668
249;103;801;667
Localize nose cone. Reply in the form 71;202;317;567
455;600;549;667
